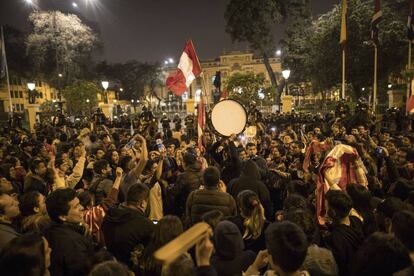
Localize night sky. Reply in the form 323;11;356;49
0;0;338;63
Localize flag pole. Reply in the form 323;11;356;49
1;26;12;116
373;45;378;113
342;49;346;99
408;41;412;106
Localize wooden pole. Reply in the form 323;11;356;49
342;49;346;99
408;41;412;108
373;45;378;113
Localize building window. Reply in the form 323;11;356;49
14;91;19;98
10;91;14;98
19;91;23;98
51;92;54;99
20;104;24;111
40;92;43;98
38;81;42;87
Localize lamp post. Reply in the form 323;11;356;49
27;82;36;104
282;70;291;96
101;81;109;104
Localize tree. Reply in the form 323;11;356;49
26;11;99;85
96;60;163;102
225;72;266;106
2;25;31;78
61;81;99;115
282;0;407;102
225;0;285;105
279;0;313;84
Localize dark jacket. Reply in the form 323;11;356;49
324;216;364;276
186;187;237;225
0;222;21;253
211;221;256;276
170;163;202;217
24;173;49;196
102;204;154;268
227;160;273;219
44;222;95;276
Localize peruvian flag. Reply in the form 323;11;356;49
407;95;414;114
166;40;202;96
219;88;228;101
197;92;205;150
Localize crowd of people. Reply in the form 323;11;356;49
0;101;413;276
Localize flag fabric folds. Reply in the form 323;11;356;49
408;0;414;42
371;0;382;46
166;40;202;96
340;0;347;48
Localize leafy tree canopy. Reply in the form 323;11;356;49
61;81;99;115
225;72;266;106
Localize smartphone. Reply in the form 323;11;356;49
156;139;166;152
124;140;136;150
375;147;384;158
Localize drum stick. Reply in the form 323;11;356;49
154;222;210;265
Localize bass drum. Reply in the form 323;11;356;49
207;99;247;137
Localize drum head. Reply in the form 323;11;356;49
210;100;247;136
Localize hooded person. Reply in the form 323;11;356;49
211;220;256;276
227;160;273;220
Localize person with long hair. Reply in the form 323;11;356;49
228;190;270;253
140;215;184;276
0;233;52;276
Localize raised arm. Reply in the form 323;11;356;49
132;134;148;179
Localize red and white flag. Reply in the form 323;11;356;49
219;88;228;101
166;40;202;96
197;92;205;150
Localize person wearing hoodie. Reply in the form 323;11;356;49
102;183;154;268
211;220;256;276
227;160;273;220
323;190;364;276
169;152;202;218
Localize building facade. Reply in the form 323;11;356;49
156;51;282;107
0;77;60;114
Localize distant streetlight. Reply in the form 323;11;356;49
114;99;117;103
101;81;109;104
164;60;169;65
86;99;90;103
27;82;35;91
119;88;123;92
282;70;291;80
131;99;135;103
362;87;365;91
25;0;33;4
168;58;174;63
388;84;392;89
58;73;63;77
282;69;291;97
137;100;140;103
72;2;78;8
276;49;282;56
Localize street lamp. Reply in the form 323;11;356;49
101;81;109;104
27;82;35;91
276;49;282;56
168;58;174;63
282;69;291;96
86;99;90;103
72;2;78;8
388;84;392;89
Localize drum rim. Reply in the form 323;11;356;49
208;98;248;137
